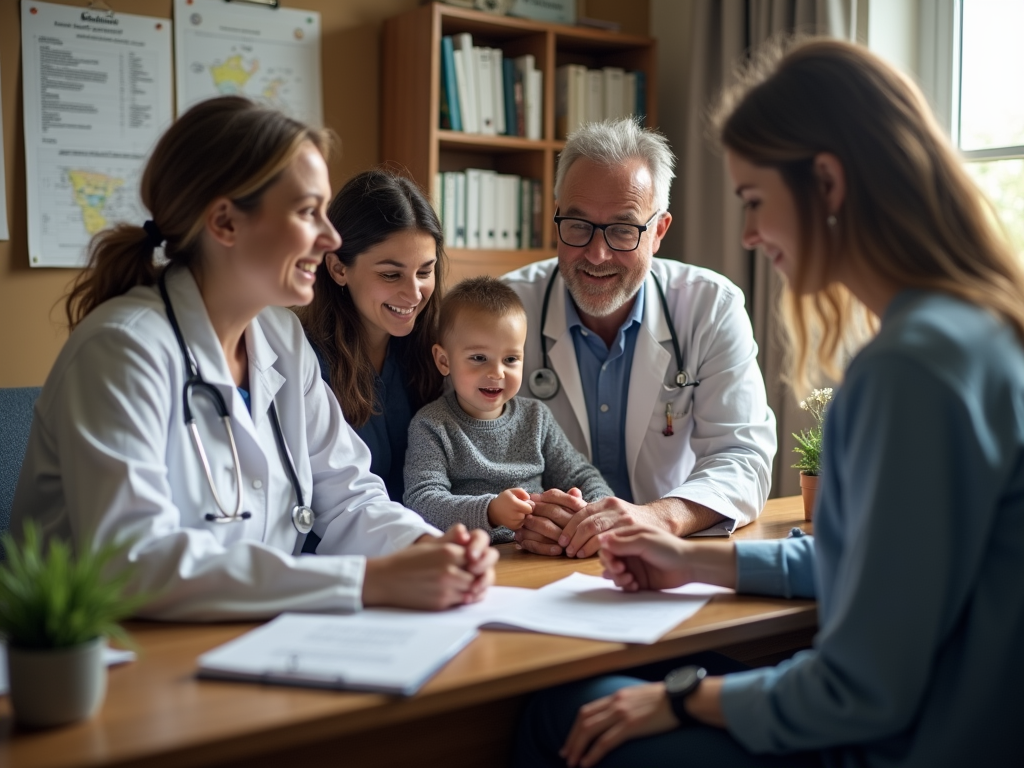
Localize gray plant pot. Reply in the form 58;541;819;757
6;636;107;727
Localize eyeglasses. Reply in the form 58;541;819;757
553;210;661;252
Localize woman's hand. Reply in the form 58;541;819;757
487;488;535;531
363;525;498;609
561;682;680;767
598;525;738;592
513;488;586;555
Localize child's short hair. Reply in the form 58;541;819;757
437;276;526;345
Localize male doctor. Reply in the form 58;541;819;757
503;119;776;557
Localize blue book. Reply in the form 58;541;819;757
503;58;517;136
441;36;462;132
634;70;647;124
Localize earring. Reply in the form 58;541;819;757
826;215;838;228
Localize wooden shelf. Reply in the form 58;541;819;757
382;2;656;278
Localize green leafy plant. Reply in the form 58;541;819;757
792;387;834;476
0;523;148;650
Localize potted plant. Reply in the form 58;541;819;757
0;523;146;728
792;387;833;521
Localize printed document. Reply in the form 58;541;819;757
174;0;322;126
197;612;478;696
21;1;173;267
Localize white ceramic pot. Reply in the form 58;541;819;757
6;636;107;727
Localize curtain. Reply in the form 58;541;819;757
674;0;855;498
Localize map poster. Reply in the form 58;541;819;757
174;0;322;127
21;1;173;268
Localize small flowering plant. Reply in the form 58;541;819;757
792;388;834;476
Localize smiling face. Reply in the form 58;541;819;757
228;141;340;308
555;157;670;324
327;228;438;350
432;308;527;420
727;151;804;285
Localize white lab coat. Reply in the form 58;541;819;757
11;267;439;621
503;258;776;528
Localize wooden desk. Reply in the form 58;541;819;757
0;497;815;768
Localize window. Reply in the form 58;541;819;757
956;0;1024;257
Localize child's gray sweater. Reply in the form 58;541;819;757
403;390;613;543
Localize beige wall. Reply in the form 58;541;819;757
0;0;645;387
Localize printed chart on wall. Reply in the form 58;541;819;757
20;1;173;268
174;0;322;127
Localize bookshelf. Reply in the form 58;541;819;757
381;2;657;281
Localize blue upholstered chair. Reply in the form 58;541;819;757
0;387;41;544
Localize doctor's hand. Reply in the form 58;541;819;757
560;497;725;559
362;526;497;610
599;525;738;592
513;488;586;556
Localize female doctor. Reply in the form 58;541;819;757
11;96;497;621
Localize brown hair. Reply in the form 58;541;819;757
712;38;1024;391
65;96;331;328
437;276;526;347
297;169;446;428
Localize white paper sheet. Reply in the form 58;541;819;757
174;0;322;126
197;612;478;696
0;644;135;695
362;576;732;646
20;1;173;267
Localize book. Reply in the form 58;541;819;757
623;71;637;120
465;168;483;248
586;68;604;125
454;171;467;248
531;178;543;248
479;169;498;249
496;174;519;250
197;612;479;697
502;58;517;136
452;33;478;133
526;67;543;140
491;47;506;135
442;172;458;247
556;64;586;139
440;36;462;131
603;66;625;120
475;47;496;135
519;177;533;250
634;70;647;123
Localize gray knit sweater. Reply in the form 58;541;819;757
404;390;613;543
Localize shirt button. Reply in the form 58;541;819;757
600;404;609;413
252;480;263;489
581;329;589;337
601;363;608;371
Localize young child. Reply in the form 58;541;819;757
404;277;612;543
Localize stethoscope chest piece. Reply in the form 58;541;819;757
291;505;316;535
529;368;560;400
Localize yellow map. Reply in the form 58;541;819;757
67;170;125;234
210;54;259;94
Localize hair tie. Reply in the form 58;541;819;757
142;219;165;248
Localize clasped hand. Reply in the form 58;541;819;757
513;490;673;558
362;524;497;611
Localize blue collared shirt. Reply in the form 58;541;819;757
565;283;645;502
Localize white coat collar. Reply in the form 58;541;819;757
540;266;675;475
162;266;285;430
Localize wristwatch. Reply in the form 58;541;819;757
664;665;707;727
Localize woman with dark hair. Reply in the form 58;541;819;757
299;169;445;503
12;98;496;620
514;38;1024;768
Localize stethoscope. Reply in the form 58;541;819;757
158;273;316;536
528;269;700;403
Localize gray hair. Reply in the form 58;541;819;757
554;118;676;212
